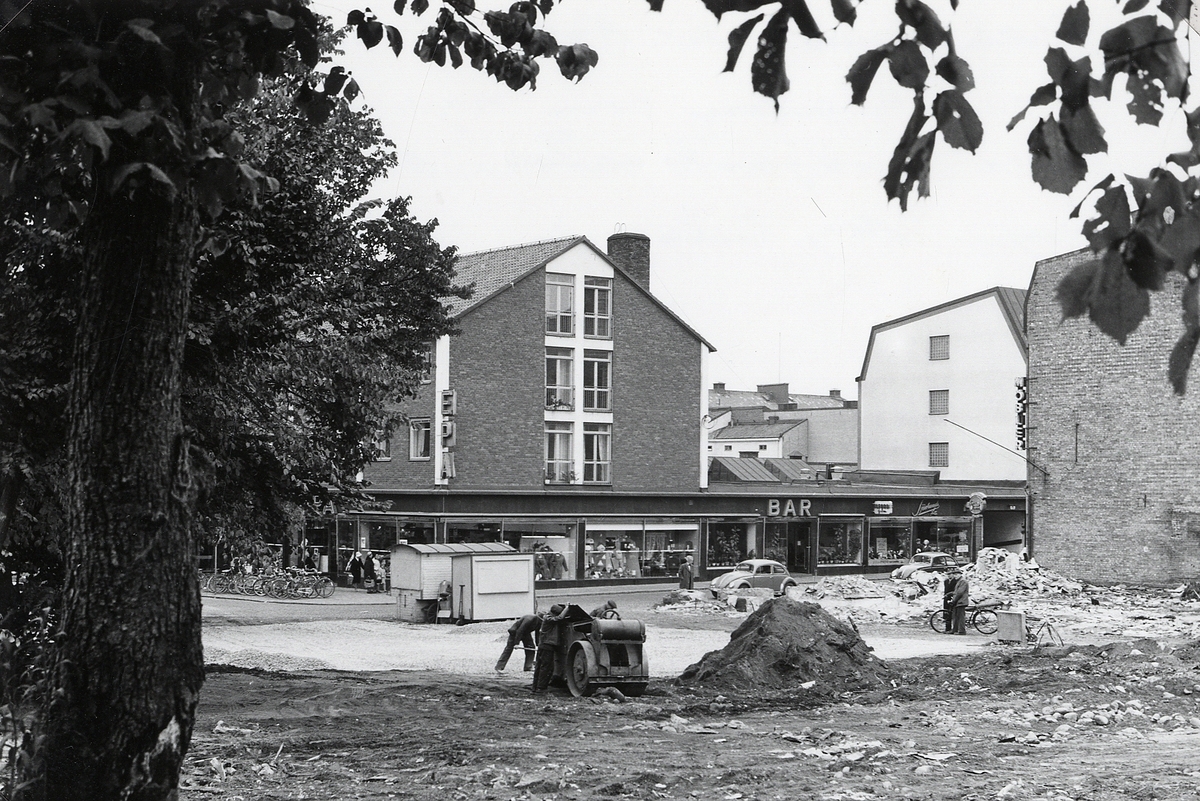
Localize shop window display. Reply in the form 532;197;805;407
367;520;399;552
642;525;697;578
396;522;434;545
509;521;578;581
584;530;643;579
868;519;912;565
818;517;864;566
707;522;751;569
914;519;972;563
448;521;503;544
763;522;787;564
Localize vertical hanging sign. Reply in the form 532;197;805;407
1015;377;1028;451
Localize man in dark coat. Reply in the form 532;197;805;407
951;571;971;635
532;604;567;693
496;612;542;672
941;571;959;635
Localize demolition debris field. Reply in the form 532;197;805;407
186;583;1200;801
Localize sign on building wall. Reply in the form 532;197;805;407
1015;377;1028;451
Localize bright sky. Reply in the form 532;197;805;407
309;0;1192;398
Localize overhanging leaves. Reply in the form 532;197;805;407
1028;116;1088;194
751;8;791;109
932;89;982;152
1056;2;1089;46
887;40;928;90
884;94;935;210
724;14;764;72
1055;248;1150;344
847;47;888;106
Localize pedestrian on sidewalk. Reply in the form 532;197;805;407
363;552;378;593
679;555;694;591
348;552;364;590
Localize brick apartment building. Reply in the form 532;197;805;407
329;232;718;585
1026;249;1200;584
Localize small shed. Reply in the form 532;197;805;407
390;542;533;623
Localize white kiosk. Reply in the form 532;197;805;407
391;542;535;623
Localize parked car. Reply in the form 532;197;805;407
709;559;797;597
891;551;959;580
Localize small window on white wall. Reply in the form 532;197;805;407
929;335;949;360
929;442;949;468
929;389;949;415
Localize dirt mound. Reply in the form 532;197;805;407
676;597;894;692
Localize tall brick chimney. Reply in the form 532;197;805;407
607;232;650;291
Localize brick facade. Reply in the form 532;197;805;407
448;271;545;487
1027;249;1200;583
612;275;702;491
364;237;707;495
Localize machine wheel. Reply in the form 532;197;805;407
566;644;597;697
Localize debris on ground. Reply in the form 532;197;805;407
677;597;894;692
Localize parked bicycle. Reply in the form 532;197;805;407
928;598;1006;635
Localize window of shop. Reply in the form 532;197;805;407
583;277;612;338
644;521;697;579
584;524;644;579
507;520;578;581
707;521;753;569
546;272;573;334
914;519;972;562
546;347;574;409
583;423;611;484
447;520;503;544
867;519;912;565
397;521;434;545
367;519;399;552
817;517;864;566
409;419;431;460
545;422;573;483
583;350;611;410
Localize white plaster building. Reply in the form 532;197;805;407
856;287;1028;481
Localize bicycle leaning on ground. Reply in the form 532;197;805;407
928;598;1006;635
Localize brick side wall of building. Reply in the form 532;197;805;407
1027;249;1200;584
612;277;702;492
360;380;438;489
449;270;546;488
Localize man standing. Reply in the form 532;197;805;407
532;604;567;694
951;570;970;635
496;612;542;672
679;554;694;591
941;570;958;635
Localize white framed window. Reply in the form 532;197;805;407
409;420;431;460
583;423;611;484
929;335;949;360
929;442;949;468
583;277;612;338
545;347;574;409
545;273;573;335
545;422;573;483
583;349;611;410
929;389;949;415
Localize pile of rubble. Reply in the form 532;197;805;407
677;597;894;693
793;576;934;627
961;548;1084;597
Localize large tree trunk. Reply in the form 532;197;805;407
32;176;204;800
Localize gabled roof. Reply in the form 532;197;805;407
857;286;1028;382
711;421;805;440
448;235;581;316
448;235;716;351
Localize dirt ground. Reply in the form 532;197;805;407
184;590;1200;801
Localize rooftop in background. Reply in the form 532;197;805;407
710;421;805;440
709;382;853;412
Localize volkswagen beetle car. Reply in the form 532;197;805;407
709;559;797;597
891;551;959;580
